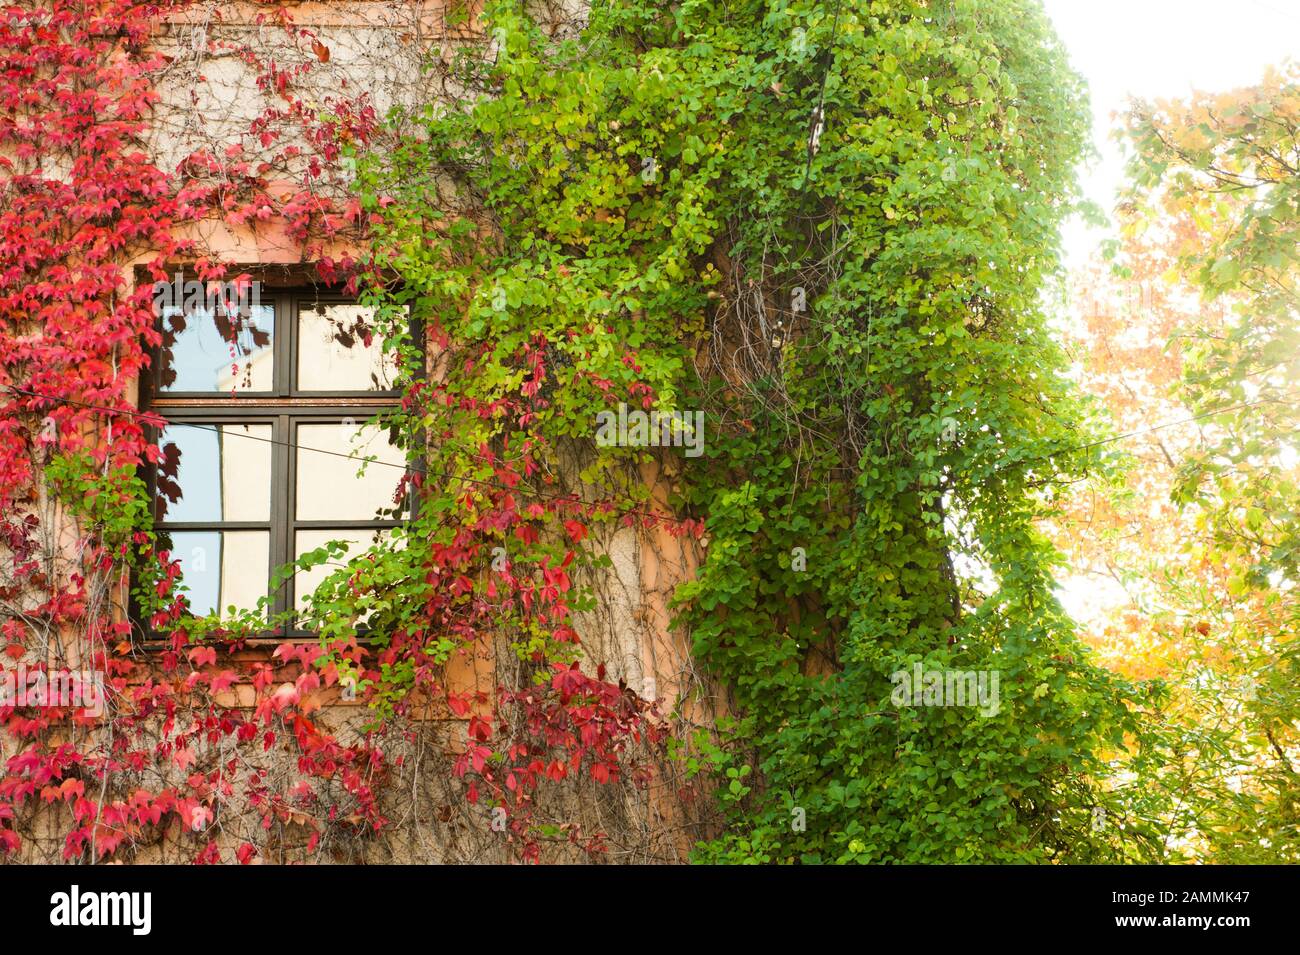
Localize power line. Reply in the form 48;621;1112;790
7;382;1299;520
3;386;697;527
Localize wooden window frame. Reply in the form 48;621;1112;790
138;286;416;642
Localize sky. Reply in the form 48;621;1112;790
1041;0;1299;268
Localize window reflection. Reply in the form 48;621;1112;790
292;529;392;613
155;424;272;523
296;303;393;391
166;530;270;618
158;304;275;393
295;423;405;521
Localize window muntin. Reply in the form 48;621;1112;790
154;293;397;400
145;288;408;638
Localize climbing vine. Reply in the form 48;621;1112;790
0;0;1199;866
358;0;1178;863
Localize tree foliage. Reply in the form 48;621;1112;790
1113;63;1300;861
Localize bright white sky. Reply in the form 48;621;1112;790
1041;0;1300;268
1039;1;1297;622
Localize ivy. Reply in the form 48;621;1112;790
0;0;404;863
359;0;1174;863
0;0;1194;865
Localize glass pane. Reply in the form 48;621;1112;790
296;303;394;391
167;530;269;618
293;529;391;613
155;424;272;523
158;302;275;393
295;423;405;521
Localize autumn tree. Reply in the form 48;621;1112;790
1052;63;1299;862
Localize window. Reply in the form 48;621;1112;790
142;287;412;637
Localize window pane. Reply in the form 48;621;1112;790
167;530;270;618
155;424;272;523
293;529;391;613
295;423;405;521
158;303;275;393
296;303;393;391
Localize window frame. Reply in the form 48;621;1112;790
139;285;417;642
